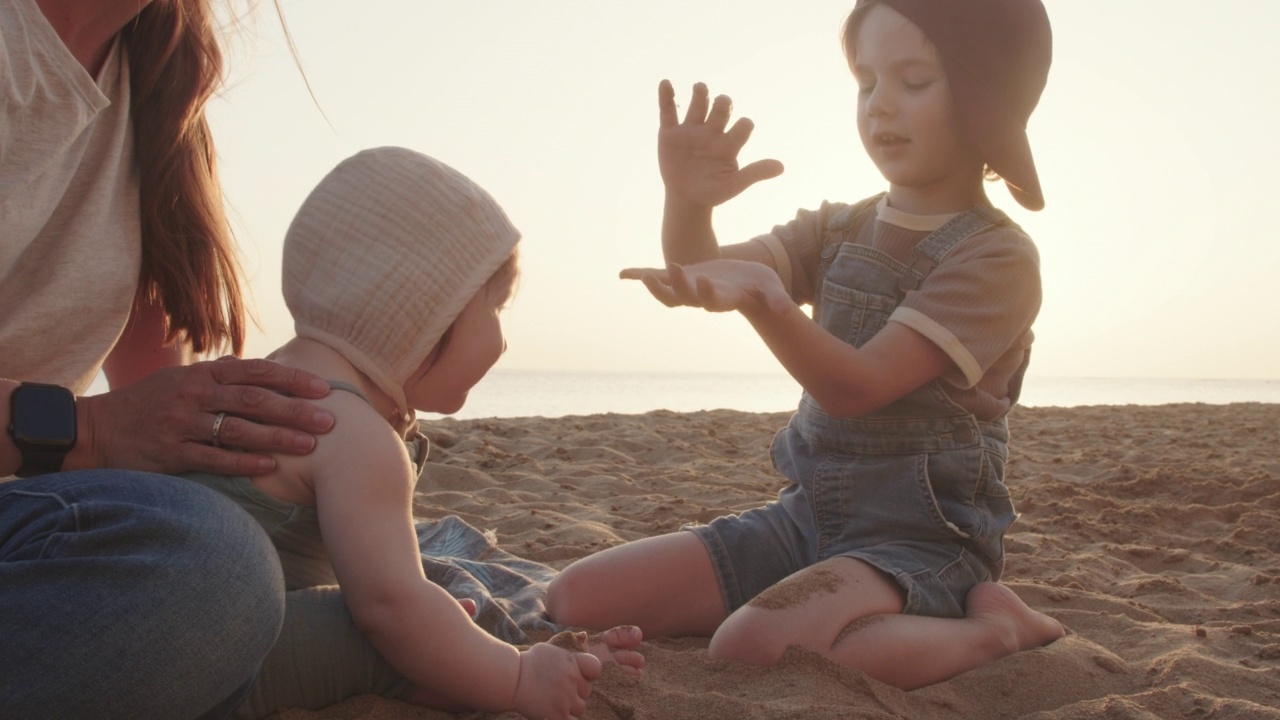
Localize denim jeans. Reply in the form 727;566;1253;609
0;470;286;720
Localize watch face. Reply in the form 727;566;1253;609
11;384;77;447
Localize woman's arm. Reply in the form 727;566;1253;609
102;294;193;389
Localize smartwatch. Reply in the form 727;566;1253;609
8;382;77;477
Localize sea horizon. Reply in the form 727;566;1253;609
431;369;1280;421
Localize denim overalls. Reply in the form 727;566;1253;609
691;200;1022;618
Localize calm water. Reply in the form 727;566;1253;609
437;370;1280;420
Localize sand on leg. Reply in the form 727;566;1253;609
708;557;1065;689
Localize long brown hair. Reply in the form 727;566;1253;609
121;0;245;356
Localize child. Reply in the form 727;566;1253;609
547;0;1065;690
183;147;643;720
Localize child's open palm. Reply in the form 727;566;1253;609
621;259;793;319
657;79;784;207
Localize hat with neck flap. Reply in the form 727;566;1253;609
283;146;520;423
851;0;1053;210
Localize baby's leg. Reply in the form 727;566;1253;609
548;626;645;675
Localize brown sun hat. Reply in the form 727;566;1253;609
849;0;1053;210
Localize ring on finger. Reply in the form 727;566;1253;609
211;412;227;448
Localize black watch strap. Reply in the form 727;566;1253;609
17;444;71;477
9;382;77;477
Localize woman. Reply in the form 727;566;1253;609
2;1;334;717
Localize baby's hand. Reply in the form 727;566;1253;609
512;642;602;720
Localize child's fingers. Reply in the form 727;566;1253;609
724;116;756;153
683;82;710;125
619;267;668;281
706;94;734;133
658;79;679;127
736;158;786;192
665;263;704;306
641;275;683;308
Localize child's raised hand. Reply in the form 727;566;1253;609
621;259;793;319
658;79;784;208
512;642;602;720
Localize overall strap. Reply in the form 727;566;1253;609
326;379;372;405
817;193;884;279
897;204;1011;293
813;193;883;318
326;378;431;475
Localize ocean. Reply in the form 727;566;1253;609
436;370;1280;420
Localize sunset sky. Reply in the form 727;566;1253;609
209;0;1280;382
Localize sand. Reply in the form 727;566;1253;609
270;402;1280;719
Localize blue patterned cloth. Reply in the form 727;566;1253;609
416;514;563;643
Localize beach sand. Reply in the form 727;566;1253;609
270;402;1280;719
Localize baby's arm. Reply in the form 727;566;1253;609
310;398;598;718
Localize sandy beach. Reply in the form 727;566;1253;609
270;402;1280;719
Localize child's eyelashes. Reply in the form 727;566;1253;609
856;78;935;95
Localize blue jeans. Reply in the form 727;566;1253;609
0;471;286;720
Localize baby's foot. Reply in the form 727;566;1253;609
965;582;1066;656
548;626;645;675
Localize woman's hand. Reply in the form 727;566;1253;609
73;357;334;476
657;79;784;208
621;259;794;319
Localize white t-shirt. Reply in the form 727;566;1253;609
0;0;141;394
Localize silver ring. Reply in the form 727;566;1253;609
211;412;227;447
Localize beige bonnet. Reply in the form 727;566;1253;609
282;146;520;419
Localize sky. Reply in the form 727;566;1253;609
208;0;1280;382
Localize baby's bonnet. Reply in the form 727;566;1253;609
283;146;520;421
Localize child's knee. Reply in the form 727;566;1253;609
707;608;790;666
545;566;584;625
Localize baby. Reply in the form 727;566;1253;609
185;147;643;719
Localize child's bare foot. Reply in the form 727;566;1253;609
548;626;645;675
965;582;1066;656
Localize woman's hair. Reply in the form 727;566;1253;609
121;0;246;356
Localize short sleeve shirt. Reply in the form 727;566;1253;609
0;0;141;393
752;196;1041;420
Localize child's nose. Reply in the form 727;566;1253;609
866;85;896;117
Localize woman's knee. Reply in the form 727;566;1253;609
0;470;285;718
